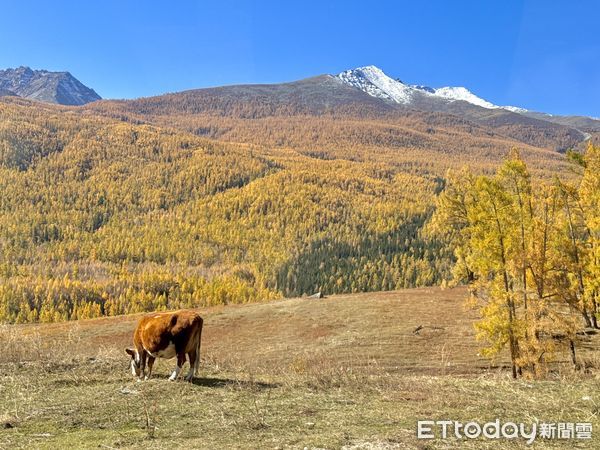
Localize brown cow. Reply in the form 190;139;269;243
126;310;203;382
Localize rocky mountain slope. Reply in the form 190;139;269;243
0;66;101;105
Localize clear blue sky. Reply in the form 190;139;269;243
1;0;598;116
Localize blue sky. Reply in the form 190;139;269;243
1;0;598;116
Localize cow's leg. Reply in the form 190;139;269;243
169;353;186;381
138;350;148;381
185;350;197;382
145;356;156;380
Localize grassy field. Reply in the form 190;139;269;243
1;287;600;449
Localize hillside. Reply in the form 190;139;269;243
524;112;600;133
89;68;588;152
13;287;487;375
0;90;580;324
1;63;593;150
2;287;599;448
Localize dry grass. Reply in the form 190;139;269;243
1;287;600;449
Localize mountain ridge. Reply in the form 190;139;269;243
336;65;525;112
3;64;598;148
335;66;600;136
0;66;101;105
85;67;588;152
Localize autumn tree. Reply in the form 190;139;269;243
436;148;599;378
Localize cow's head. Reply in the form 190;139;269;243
125;348;141;376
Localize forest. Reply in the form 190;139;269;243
0;96;595;326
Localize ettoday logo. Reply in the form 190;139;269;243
417;420;592;444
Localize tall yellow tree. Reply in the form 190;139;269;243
579;143;600;327
435;149;597;378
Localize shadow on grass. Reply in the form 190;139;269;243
192;376;279;390
144;373;279;389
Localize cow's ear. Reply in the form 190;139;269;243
125;347;135;356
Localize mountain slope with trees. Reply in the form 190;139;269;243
0;77;591;323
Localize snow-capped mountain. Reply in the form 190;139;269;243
431;86;497;109
337;66;414;104
336;65;524;113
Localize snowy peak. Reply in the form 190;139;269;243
432;86;497;109
432;86;526;112
337;66;414;104
336;65;525;113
